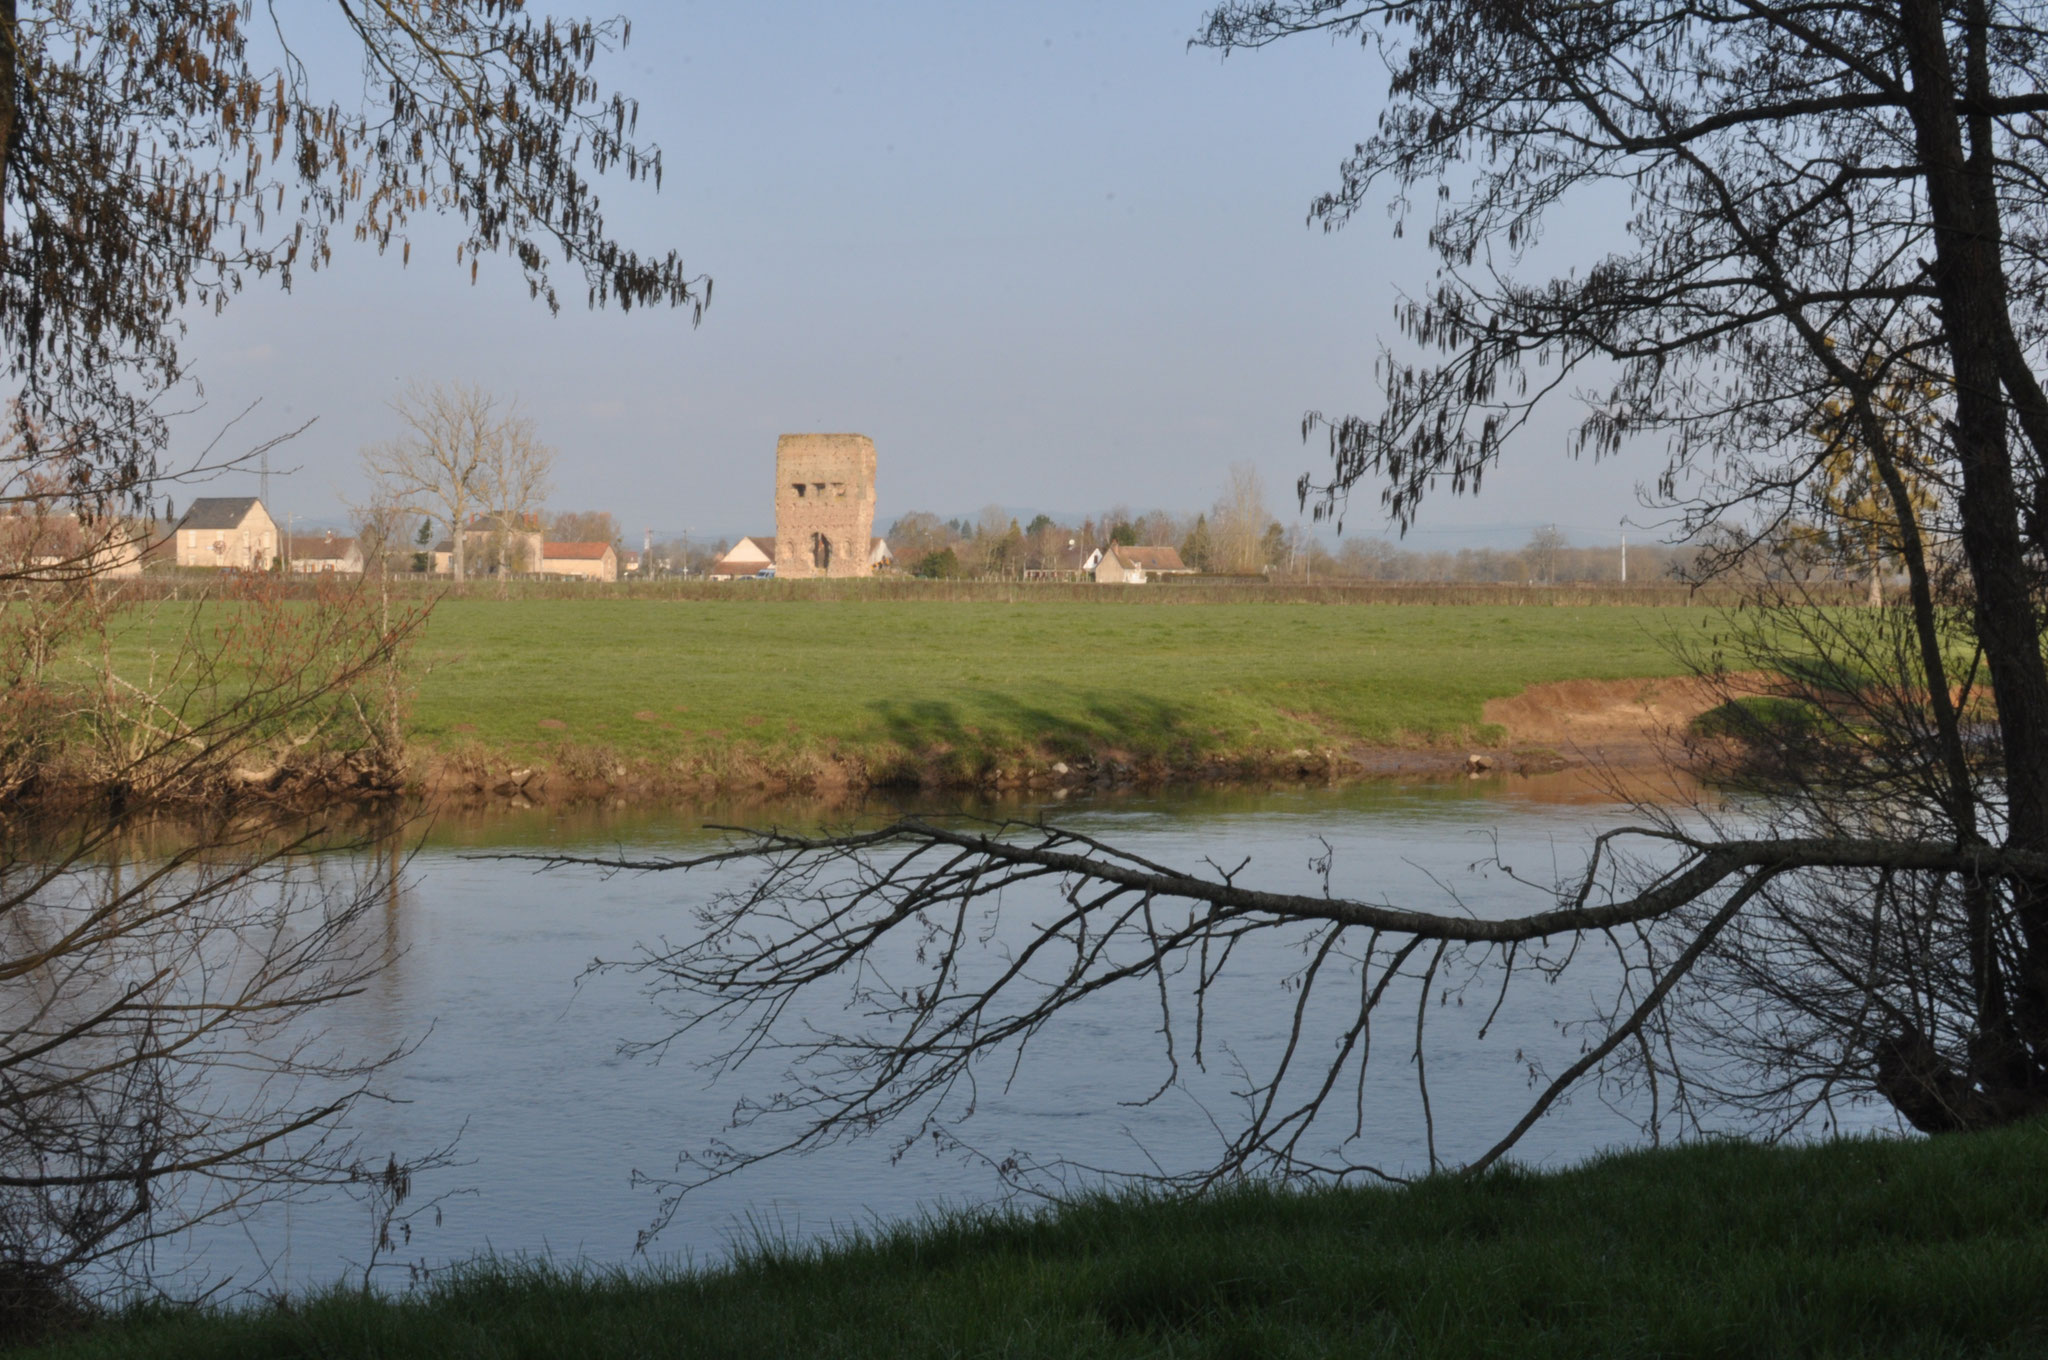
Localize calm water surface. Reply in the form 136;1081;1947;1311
141;773;1887;1291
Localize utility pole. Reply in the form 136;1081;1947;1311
1620;532;1627;583
285;510;296;573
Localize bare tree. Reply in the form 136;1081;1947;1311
361;384;550;583
1525;525;1566;586
516;0;2048;1237
0;2;704;520
0;562;441;1320
351;498;411;578
0;813;435;1305
0;0;697;1319
1189;0;2048;1132
1210;463;1270;573
474;416;555;585
548;510;622;549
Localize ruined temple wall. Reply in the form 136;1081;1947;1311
774;433;876;579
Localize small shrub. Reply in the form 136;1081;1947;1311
1690;695;1826;743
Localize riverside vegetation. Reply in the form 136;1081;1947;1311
23;1120;2048;1359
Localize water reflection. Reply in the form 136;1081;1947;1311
72;771;1892;1291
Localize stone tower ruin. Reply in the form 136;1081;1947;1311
774;433;876;579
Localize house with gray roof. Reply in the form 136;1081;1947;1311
173;497;278;571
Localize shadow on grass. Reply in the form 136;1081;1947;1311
864;691;1234;771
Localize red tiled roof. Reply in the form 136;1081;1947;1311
542;541;613;560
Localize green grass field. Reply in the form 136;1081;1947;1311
385;601;1705;769
31;1120;2048;1358
74;599;1716;785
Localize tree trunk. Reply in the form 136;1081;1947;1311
1899;0;2048;1112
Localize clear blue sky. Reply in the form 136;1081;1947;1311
170;1;1655;549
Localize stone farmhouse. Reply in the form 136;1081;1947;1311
1095;545;1147;585
288;531;364;574
429;530;616;580
173;497;278;570
774;433;877;579
1093;544;1193;585
432;519;544;576
540;541;618;581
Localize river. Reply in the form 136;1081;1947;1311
108;772;1893;1293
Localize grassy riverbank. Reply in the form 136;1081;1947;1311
31;1120;2048;1358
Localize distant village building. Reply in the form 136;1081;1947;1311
708;535;776;580
540;541;618;581
430;521;543;576
287;531;364;574
173;497;278;570
0;511;146;580
1119;546;1193;576
1026;540;1104;581
774;433;877;579
1094;545;1148;585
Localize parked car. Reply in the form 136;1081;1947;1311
754;565;776;578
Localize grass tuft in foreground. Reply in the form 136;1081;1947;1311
27;1119;2048;1358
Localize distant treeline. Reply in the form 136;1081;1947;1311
882;498;1692;585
